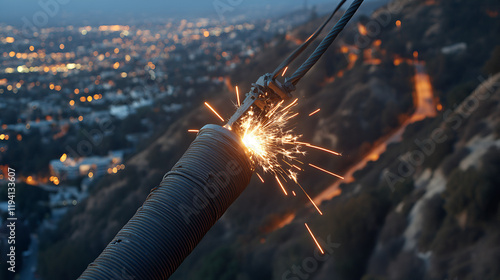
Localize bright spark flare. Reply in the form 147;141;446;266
305;223;325;254
204;102;225;122
309;163;344;179
220;93;344;253
236;86;241;107
308;108;321;116
237;98;342;213
280;98;298;113
275;175;288;195
297;142;341;156
282;66;289;77
256;173;265;183
239;104;303;174
296;181;323;215
188;129;199;133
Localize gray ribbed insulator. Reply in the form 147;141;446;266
79;124;253;279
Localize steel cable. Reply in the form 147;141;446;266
288;0;364;86
271;0;347;79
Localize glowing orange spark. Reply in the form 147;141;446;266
257;173;265;183
308;108;321;116
292;165;302;171
292;191;296;196
282;66;289;77
204;102;225;122
296;142;341;156
236;86;241;107
284;112;299;121
293;159;304;165
282;159;294;169
275;175;288;195
305;223;325;254
309;163;344;179
296;182;323;215
188;129;199;133
280;98;298;113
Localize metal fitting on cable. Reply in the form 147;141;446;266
79;124;253;279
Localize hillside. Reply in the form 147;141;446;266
38;0;500;279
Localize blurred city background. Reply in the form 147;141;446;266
0;0;499;279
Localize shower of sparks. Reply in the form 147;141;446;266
282;66;289;77
265;101;284;119
305;223;325;254
309;163;344;179
239;104;302;174
188;129;199;133
204;102;225;122
236;86;241;107
256;173;265;183
225;95;343;252
308;108;321;116
235;98;343;214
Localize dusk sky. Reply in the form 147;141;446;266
0;0;341;25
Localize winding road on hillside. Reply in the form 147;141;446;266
312;60;437;206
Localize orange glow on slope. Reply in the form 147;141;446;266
277;213;296;229
285;34;303;45
486;10;498;18
224;76;234;92
323;76;335;84
357;23;368;36
411;62;437;121
363;49;381;65
347;53;358;70
261;212;297;233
